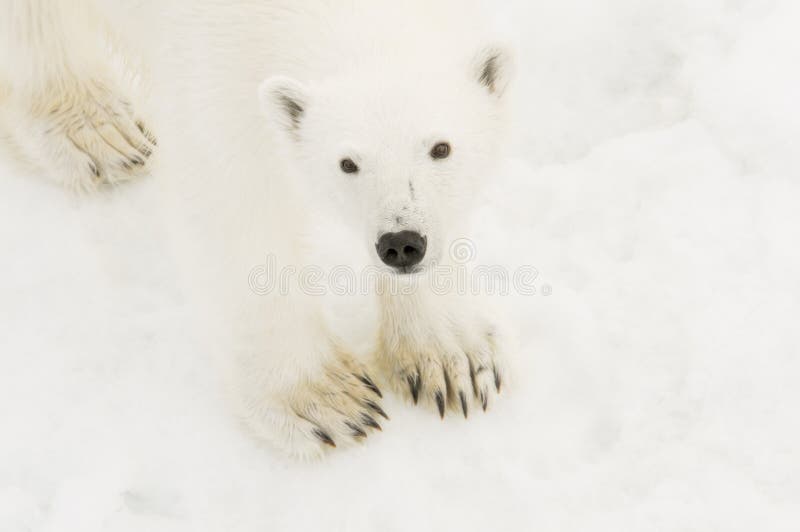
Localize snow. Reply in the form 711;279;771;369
2;1;799;530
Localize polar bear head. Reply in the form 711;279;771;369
259;44;513;274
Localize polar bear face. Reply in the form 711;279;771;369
260;45;513;273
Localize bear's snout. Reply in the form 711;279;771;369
375;231;427;271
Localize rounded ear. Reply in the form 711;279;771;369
258;75;309;139
471;44;515;99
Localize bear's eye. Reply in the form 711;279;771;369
430;142;451;160
340;158;359;174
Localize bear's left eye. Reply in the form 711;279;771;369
430;142;451;160
340;158;359;174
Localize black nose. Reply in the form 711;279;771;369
376;231;427;270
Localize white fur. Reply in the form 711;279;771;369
0;0;158;190
2;0;514;458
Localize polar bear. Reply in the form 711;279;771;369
1;0;514;457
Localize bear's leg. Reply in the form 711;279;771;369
378;285;507;418
0;0;156;190
231;295;387;458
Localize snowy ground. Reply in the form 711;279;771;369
2;1;799;530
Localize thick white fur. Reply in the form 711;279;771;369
2;0;514;458
0;0;157;190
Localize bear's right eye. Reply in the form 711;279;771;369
340;158;359;174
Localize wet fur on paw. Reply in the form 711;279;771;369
378;301;505;419
26;78;156;191
251;353;388;459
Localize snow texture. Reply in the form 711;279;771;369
1;0;798;530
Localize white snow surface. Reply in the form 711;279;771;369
2;1;799;530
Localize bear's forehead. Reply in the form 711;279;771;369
311;71;484;138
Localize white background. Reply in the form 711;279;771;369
1;0;799;530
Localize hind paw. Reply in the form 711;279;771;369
25;78;156;190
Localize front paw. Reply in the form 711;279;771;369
380;320;505;419
243;352;388;459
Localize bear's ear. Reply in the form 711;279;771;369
259;76;309;138
471;44;515;98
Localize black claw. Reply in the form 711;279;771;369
459;391;468;419
130;156;144;166
480;390;488;412
493;365;502;393
137;121;158;146
357;374;382;398
89;162;100;178
361;413;382;431
312;428;336;448
365;400;389;420
468;360;479;397
407;374;420;404
435;390;445;419
442;368;453;398
346;422;367;439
